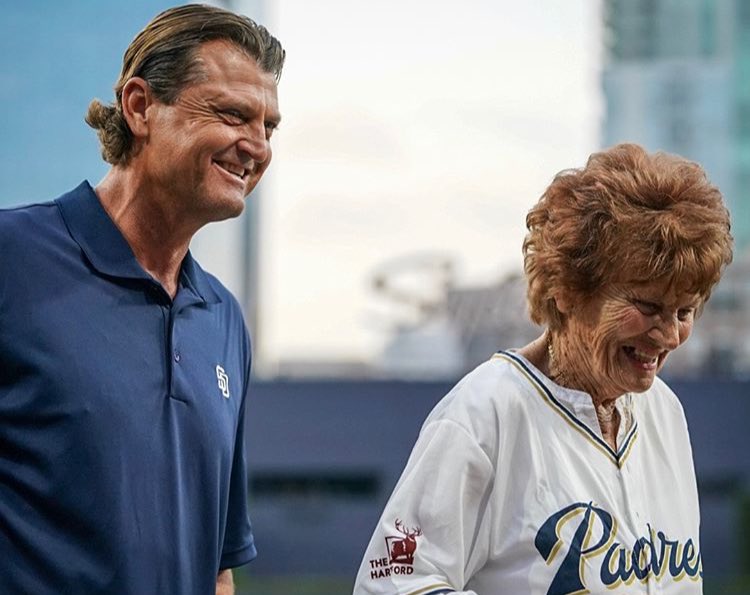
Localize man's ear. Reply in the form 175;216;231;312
120;77;152;139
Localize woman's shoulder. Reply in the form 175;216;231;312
635;375;688;425
423;352;540;441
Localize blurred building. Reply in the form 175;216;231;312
602;0;750;250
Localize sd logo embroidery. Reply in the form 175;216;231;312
216;365;230;399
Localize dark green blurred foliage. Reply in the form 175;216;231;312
235;574;351;595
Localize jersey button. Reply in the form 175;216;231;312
174;351;181;363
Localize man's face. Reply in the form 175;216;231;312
142;39;280;226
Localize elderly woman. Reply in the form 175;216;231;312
353;144;733;595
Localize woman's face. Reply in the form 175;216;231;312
558;278;701;401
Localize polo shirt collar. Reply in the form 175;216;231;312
57;181;222;304
180;252;223;305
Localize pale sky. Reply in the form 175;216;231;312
200;0;605;369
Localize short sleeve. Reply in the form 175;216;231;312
219;357;256;569
353;419;494;595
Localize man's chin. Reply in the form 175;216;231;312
220;201;246;220
203;196;246;223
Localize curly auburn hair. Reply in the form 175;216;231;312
523;143;733;329
85;3;285;166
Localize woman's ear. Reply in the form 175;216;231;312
554;291;573;316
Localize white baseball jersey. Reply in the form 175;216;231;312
353;351;703;595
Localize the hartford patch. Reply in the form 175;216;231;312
368;518;422;579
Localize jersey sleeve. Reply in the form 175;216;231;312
219;346;256;569
353;418;494;595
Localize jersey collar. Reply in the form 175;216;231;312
495;350;638;467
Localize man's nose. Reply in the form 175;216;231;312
237;121;269;165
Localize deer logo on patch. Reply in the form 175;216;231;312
386;518;422;565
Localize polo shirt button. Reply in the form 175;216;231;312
174;351;181;363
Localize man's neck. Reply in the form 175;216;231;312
95;167;195;298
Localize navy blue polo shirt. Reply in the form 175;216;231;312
0;182;256;594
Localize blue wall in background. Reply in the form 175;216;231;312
243;378;750;580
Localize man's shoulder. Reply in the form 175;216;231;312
0;199;64;249
1;182;94;224
0;183;96;270
0;198;59;224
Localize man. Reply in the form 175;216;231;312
0;5;284;594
